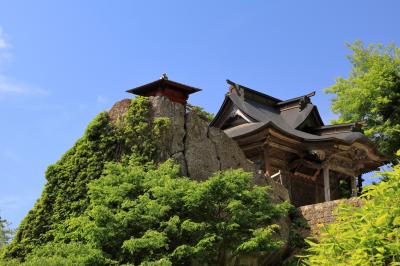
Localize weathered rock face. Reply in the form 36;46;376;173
108;98;131;122
148;96;255;180
109;96;291;265
149;96;187;170
109;96;289;201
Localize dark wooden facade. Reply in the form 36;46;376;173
211;80;387;206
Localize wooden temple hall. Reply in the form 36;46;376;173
127;76;386;207
210;80;387;207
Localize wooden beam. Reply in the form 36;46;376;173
352;143;383;162
323;164;331;201
269;157;288;168
241;141;264;152
290;158;322;170
268;142;301;155
329;165;356;177
267;128;302;145
331;153;354;163
294;171;313;180
312;168;321;181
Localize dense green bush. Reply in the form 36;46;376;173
1;97;162;260
21;159;288;265
0;215;13;252
1;96;290;265
2;159;289;265
303;151;400;265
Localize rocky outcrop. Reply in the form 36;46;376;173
109;96;289;202
109;96;291;265
108;98;131;122
184;111;255;180
148;96;255;180
149;96;187;170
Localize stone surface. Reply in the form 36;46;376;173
298;198;362;235
148;96;258;182
108;99;131;122
184;111;221;180
109;96;292;265
208;126;254;173
149;96;186;162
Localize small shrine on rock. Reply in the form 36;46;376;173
128;76;387;207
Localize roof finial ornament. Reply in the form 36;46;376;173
160;73;168;80
299;96;310;111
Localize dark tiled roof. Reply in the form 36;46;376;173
127;78;201;95
211;80;384;156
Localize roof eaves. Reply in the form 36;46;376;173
127;79;201;94
209;95;231;127
314;122;358;130
226;79;282;103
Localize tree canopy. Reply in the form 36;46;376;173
1;97;170;260
0;215;13;252
2;159;290;266
0;96;290;265
326;41;400;162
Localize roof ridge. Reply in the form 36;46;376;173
277;91;316;106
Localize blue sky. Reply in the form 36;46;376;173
0;1;399;227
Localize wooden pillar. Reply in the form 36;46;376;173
350;176;357;197
263;145;271;177
323;163;331;201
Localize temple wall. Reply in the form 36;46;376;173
298;198;362;234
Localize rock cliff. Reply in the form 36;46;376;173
109;96;288;196
109;96;292;265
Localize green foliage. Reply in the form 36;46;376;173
303;154;400;265
338;179;351;199
188;105;214;122
24;159;289;265
0;215;13;252
287;207;309;253
1;97;164;260
16;242;109;266
325;40;400;162
1;96;290;265
119;96;162;163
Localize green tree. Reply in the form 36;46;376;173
20;159;289;265
1;95;290;265
2;96;166;260
326;41;400;162
0;215;13;251
303;151;400;265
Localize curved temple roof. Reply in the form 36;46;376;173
210;80;387;165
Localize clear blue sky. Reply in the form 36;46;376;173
0;1;399;227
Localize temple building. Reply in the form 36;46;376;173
128;76;387;207
210;80;387;206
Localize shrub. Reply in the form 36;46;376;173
303;152;400;265
42;159;289;265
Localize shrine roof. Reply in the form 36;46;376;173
210;80;323;129
127;77;201;96
210;80;386;163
